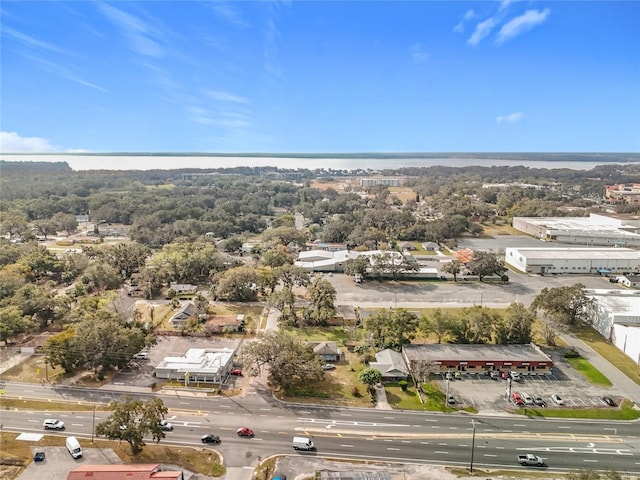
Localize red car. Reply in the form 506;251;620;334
236;427;254;437
230;368;242;376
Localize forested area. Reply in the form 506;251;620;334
0;160;635;380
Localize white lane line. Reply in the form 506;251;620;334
438;443;447;446
340;444;353;448
434;451;448;454
71;423;83;427
432;426;440;429
383;417;395;419
583;460;598;463
259;408;271;411
220;405;231;408
401;440;411;443
558;426;571;429
179;402;190;405
423;419;438;422
496;446;504;449
478;445;487;448
458;444;468;447
420;442;430;445
484;454;497;457
339;414;352;417
514;424;526;427
28;420;39;423
450;427;457;430
384;439;393;442
387;448;400;451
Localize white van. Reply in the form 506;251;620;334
292;436;315;451
66;436;82;458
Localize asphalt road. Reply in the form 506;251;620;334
2;382;639;475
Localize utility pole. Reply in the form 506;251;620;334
470;419;476;473
91;403;97;443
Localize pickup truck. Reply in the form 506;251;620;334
517;453;545;466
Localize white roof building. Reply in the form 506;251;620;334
586;289;640;365
512;213;640;247
505;247;640;275
155;347;236;383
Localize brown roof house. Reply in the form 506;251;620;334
169;302;198;329
311;341;343;362
67;464;183;480
369;348;409;379
204;314;245;334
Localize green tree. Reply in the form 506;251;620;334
242;331;323;394
419;309;455;343
365;308;418;349
269;286;298;327
467;251;507;282
80;261;123;292
358;367;382;387
52;212;78;236
96;396;169;454
531;284;594;326
449;306;496;344
303;277;337;326
273;263;309;289
0;306;34;345
213;265;258;302
13;283;56;327
43;329;80;373
343;256;370;278
494;302;535;344
442;259;462;282
369;251;419;280
261;245;295;268
32;218;58;239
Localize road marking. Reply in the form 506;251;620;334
432;426;440;429
420;442;430;445
179;402;190;405
434;451;448;454
339;413;352;417
220;405;231;408
496;446;504;449
259;408;271;411
340;444;353;448
71;423;83;427
583;460;598;463
401;440;411;443
514;424;526;427
28;420;38;423
478;445;486;448
387;448;400;451
558;426;571;429
383;416;395;419
449;427;457;430
438;443;447;446
484;454;497;457
458;444;468;447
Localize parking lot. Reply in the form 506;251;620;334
17;446;121;480
439;348;623;412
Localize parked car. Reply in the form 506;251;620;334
159;420;173;431
201;433;221;444
488;371;499;381
551;394;564;405
447;395;456;405
133;352;149;360
521;392;534;405
533;396;547;407
511;393;524;406
509;371;522;382
322;363;336;370
602;396;616;407
43;419;65;430
236;427;254;437
230;368;242;376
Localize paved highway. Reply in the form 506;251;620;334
1;381;639;475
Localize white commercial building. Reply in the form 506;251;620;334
155;347;236;383
504;247;640;275
512;213;640;247
586;289;640;365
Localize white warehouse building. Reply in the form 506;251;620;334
586;289;640;366
512;213;640;247
504;247;640;275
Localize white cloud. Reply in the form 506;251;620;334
497;8;550;44
2;26;70;55
410;43;429;63
204;89;248;104
499;0;516;12
98;3;167;58
0;132;59;153
467;17;498;46
210;2;248;28
496;112;524;124
453;9;475;33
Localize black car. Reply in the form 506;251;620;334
201;434;221;444
533;396;547;407
603;397;616;407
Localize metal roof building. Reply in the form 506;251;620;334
505;247;640;275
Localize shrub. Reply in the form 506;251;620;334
351;386;361;397
564;349;581;358
398;380;408;391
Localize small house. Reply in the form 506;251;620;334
311;341;343;362
369;349;409;380
169;302;198;329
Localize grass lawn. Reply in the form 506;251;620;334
1;355;66;384
0;397;106;411
515;400;640;420
478;223;521;236
570;324;640;386
289;326;353;343
385;380;457;412
0;432;224;479
565;356;612;386
279;351;372;407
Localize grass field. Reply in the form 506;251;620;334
385;380;458;412
515;399;640;420
565;356;612;386
571;324;640;386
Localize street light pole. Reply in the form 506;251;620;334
470;419;476;473
91;403;97;443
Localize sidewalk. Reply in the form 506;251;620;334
557;331;640;405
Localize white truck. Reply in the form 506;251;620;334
66;436;83;459
516;453;545;466
292;436;315;451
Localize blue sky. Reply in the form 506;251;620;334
1;1;639;154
